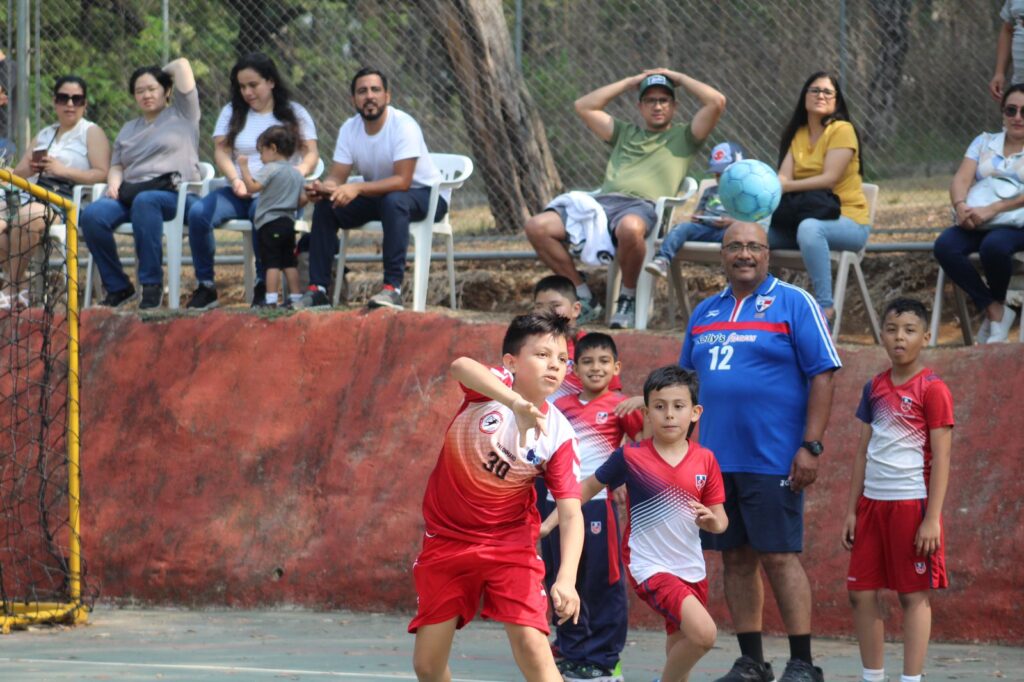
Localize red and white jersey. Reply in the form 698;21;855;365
422;366;581;547
554;391;644;500
856;368;954;501
549;332;624;402
595;439;725;583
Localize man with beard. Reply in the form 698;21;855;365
303;67;445;309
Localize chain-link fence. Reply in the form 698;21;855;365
0;0;1008;231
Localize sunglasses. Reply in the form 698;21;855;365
1003;105;1024;118
54;93;86;106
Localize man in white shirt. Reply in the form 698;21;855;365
303;68;445;309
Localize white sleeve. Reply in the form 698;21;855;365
212;104;233;138
965;133;987;162
392;116;425;162
333;121;353;164
291;103;318;141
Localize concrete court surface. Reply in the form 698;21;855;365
0;607;1020;681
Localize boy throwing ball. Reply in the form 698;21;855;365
842;298;954;682
410;312;584;682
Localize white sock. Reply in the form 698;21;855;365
862;668;885;682
265;292;279;305
900;675;921;682
289;293;302;303
576;282;592;300
620;286;636;298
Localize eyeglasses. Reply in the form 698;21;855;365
54;93;85;106
1004;105;1024;118
134;85;163;97
723;242;768;254
807;87;836;99
641;97;673;107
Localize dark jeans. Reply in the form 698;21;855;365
933;224;1024;311
308;188;446;289
186;187;258;283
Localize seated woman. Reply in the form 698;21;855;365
934;83;1024;344
80;57;200;310
185;52;318;309
774;71;871;322
0;76;110;310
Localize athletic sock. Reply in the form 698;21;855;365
736;631;764;664
788;634;812;664
576;282;593;300
900;675;921;682
289;293;302;304
200;280;214;288
619;285;636;298
265;292;279;305
862;668;885;682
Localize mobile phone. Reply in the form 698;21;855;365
31;149;47;163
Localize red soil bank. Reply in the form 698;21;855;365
79;309;1023;644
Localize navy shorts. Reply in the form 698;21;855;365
700;472;804;553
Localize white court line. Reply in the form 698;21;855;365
0;657;506;681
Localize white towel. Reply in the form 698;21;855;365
548;191;615;266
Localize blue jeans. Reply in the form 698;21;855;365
81;191;197;292
308;188;445;290
187;187;258;283
658;220;725;260
933;224;1024;311
768;215;870;309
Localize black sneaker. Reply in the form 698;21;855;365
299;286;330;309
778;658;822;682
367;287;403;310
714;655;776;682
250;280;266;308
563;661;623;681
139;284;163;310
609;295;636;329
186;283;219;310
100;283;136;308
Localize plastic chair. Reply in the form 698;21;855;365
929;251;1024;346
203;158;325;302
84;162;215;309
604;176;699;330
668;182;881;343
331;153;474;311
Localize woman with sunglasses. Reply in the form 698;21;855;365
934;83;1024;344
775;71;870;324
80;57;201;310
0;75;110;310
184;52;318;310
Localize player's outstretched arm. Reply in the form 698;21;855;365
916;426;952;556
842;422;872;550
550;496;583;625
539;476;604;538
450;357;545;446
691;501;728;534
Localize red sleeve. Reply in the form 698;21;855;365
701;449;726;507
618;409;645;441
460;366;513;403
923;377;955;429
544;437;582;500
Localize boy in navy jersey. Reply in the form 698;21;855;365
842;298;954;682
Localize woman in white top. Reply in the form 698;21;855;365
185;52;318;310
0;76;110;310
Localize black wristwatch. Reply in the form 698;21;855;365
801;440;824;456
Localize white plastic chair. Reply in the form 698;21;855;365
668;182;881;343
331;153;474;311
929;251;1024;346
203;158;325;302
604;176;699;330
84;162;215;309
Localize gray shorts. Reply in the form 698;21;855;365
547;193;658;244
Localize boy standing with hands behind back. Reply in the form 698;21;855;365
843;298;954;682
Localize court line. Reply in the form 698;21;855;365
0;657;506;681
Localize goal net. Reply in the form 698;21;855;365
0;169;88;633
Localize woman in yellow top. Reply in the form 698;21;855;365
775;71;870;320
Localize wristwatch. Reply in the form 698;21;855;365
801;440;824;456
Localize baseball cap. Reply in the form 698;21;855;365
639;74;675;100
708;141;745;174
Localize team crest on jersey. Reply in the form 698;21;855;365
695;474;707;490
596;411;610;424
704;309;721;318
525;448;540;465
479;411;503;434
755;294;775;313
914;561;927;575
900;396;913;412
590;521;602;534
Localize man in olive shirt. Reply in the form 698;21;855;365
525;69;726;328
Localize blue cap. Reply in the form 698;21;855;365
708;141;745;174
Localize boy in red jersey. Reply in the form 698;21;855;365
410;312;585;682
543;365;728;682
539;333;643;681
842;298;954;682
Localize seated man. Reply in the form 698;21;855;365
303;67;446;310
525;69;725;328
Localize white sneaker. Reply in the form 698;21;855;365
976;317;992;344
644;256;670;279
0;291;10;310
986;306;1017;344
16;290;29;308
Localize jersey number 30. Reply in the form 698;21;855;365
708;345;733;371
483;452;511;479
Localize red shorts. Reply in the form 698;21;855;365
847;496;948;594
407;533;549;634
630;572;708;635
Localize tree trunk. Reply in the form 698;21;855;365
425;0;562;233
863;0;913;150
